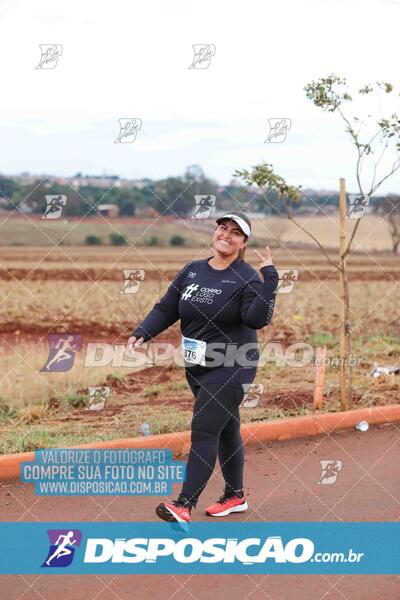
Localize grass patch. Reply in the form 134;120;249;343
142;384;165;398
106;373;126;384
352;332;400;358
16;403;50;424
141;411;190;435
305;332;337;349
60;393;88;409
0;426;130;455
0;396;17;422
167;380;190;392
0;406;192;454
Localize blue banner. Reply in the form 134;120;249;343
20;449;186;496
0;522;399;574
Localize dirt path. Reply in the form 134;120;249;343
1;267;398;281
0;423;399;599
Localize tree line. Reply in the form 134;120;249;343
0;168;350;218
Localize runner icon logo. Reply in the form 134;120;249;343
40;333;82;372
317;460;343;485
41;529;82;568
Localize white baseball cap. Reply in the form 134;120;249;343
216;212;251;237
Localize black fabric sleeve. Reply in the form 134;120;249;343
131;267;187;342
240;265;279;329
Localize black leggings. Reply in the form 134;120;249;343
178;381;245;508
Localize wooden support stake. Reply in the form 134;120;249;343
339;177;348;410
313;346;327;410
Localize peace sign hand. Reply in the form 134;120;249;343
254;246;274;269
126;335;144;355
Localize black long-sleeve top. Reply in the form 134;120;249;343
131;255;279;388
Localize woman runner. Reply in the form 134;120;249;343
127;211;279;523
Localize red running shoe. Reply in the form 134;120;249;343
155;499;192;523
205;492;248;517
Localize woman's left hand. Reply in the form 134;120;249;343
254;246;274;269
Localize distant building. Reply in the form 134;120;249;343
97;204;119;217
71;174;121;188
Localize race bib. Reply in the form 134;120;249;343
182;335;207;366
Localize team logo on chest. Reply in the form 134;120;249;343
182;284;222;304
182;284;199;300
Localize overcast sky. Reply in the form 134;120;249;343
1;0;400;193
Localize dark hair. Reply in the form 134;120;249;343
238;235;248;260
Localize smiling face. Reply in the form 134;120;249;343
212;219;247;257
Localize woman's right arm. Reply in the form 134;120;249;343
127;266;187;351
